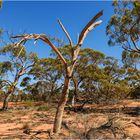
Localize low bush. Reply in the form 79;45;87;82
37;105;49;111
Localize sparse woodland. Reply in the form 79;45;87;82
0;1;140;139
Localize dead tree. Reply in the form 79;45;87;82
12;10;103;133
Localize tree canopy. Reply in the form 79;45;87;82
106;1;140;52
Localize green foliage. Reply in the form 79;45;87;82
122;50;140;68
24;100;33;107
30;57;62;79
0;44;27;60
0;61;12;75
0;44;38;65
20;77;31;87
0;0;2;8
29;57;63;100
0;31;139;105
37;105;49;111
49;46;138;103
22;123;30;130
130;86;140;99
0;42;39;106
0;44;38;77
106;1;140;51
0;28;3;38
79;55;132;103
29;52;38;63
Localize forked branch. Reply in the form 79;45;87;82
12;34;67;66
78;10;103;46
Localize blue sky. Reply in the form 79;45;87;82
0;1;123;61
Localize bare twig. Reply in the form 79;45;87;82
0;80;12;86
130;35;140;51
58;19;73;47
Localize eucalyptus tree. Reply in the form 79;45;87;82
0;0;2;9
29;58;63;101
71;48;105;105
79;56;132;104
106;1;140;99
0;44;38;110
106;1;140;52
122;51;140;89
54;46;105;106
22;81;53;101
12;11;103;133
102;51;140;99
99;57;130;102
122;50;140;69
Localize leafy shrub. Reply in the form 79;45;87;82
37;105;49;111
130;87;140;99
24;100;33;107
22;123;30;130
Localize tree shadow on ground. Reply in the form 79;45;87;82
66;106;140;117
125;107;140;117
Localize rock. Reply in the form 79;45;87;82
86;118;126;139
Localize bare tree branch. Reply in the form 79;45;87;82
77;10;103;46
0;80;12;86
12;34;67;67
16;46;24;58
23;62;35;71
58;19;73;47
130;35;140;51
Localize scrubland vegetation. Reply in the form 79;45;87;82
0;1;140;139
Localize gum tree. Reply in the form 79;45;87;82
12;11;103;133
29;58;63;101
106;1;140;52
59;47;106;106
0;44;38;110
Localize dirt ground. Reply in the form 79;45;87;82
0;100;140;139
